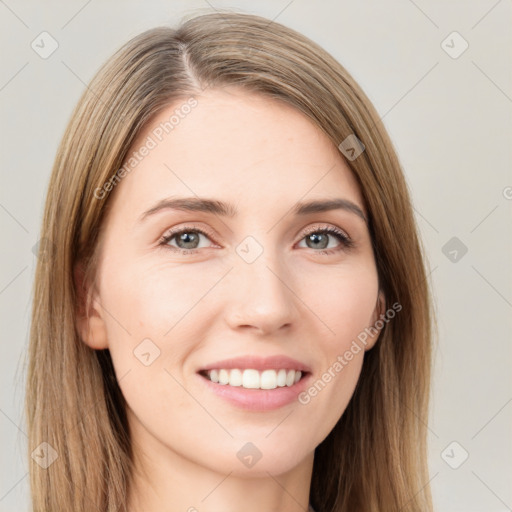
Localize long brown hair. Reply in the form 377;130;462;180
26;11;436;512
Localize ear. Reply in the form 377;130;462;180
74;262;109;350
364;290;386;351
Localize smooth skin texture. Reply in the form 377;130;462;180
79;87;385;512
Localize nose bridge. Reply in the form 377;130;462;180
224;234;298;333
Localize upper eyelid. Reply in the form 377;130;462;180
301;224;350;239
162;224;216;240
160;222;352;245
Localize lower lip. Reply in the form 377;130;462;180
197;372;312;411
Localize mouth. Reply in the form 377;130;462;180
198;368;310;390
195;355;312;410
197;367;312;411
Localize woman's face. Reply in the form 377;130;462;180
80;87;383;478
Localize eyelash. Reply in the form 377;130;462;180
158;224;355;256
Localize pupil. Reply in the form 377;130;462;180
175;232;330;251
308;233;328;250
178;232;199;249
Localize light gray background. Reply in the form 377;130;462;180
1;1;511;511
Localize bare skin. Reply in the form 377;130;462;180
78;87;384;512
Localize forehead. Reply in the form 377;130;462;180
109;87;365;218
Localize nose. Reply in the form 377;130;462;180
223;252;300;336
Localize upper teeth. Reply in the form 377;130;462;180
206;369;302;389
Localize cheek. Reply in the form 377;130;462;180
295;261;378;425
100;257;211;347
99;260;203;441
92;245;380;476
98;257;224;413
298;351;364;448
297;257;379;344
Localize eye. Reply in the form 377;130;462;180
158;224;355;255
159;225;217;253
297;225;354;254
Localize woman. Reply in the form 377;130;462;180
26;11;435;512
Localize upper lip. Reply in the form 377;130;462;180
198;355;311;373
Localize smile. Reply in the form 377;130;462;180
200;368;304;389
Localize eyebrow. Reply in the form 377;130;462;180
139;196;367;223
